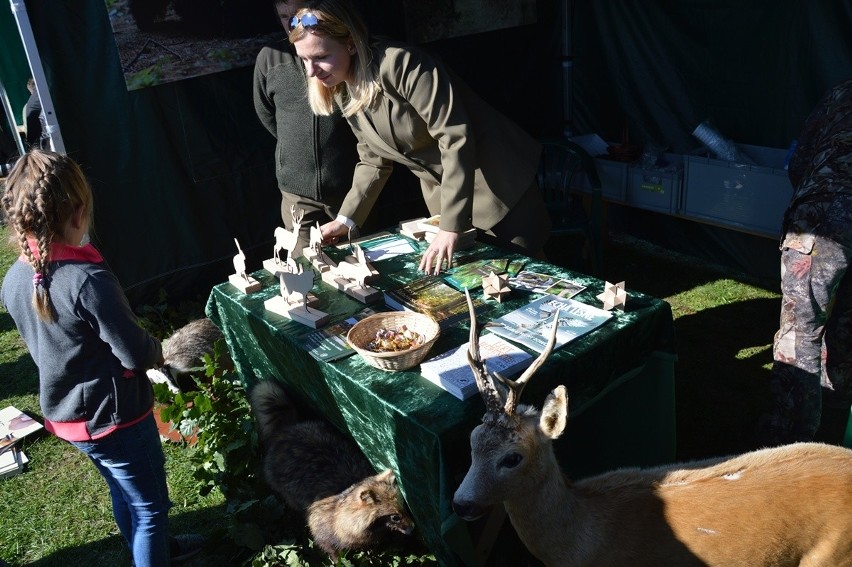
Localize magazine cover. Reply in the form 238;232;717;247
508;270;559;292
488;294;614;353
384;276;480;326
443;259;507;291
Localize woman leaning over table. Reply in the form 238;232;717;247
288;0;551;274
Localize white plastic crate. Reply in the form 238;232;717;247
626;154;683;214
683;144;794;238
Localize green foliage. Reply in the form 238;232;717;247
153;342;260;501
152;345;438;566
252;541;437;567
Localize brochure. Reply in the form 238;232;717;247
419;333;533;400
488;294;614;353
300;307;380;362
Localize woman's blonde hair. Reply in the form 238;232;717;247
288;0;379;117
1;150;93;322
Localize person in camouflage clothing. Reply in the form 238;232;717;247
760;78;852;446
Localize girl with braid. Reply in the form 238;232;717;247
0;150;205;565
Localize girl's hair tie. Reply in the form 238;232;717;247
32;272;45;289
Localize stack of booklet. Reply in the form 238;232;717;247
419;333;533;400
0;406;43;479
383;276;483;329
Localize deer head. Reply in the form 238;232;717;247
290;205;305;231
453;289;566;521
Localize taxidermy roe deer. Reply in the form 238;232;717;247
452;291;852;567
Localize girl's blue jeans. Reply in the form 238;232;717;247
70;413;172;566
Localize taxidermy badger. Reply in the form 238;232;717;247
146;318;233;393
249;379;416;561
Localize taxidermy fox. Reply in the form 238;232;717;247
249;379;415;561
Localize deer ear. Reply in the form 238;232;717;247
539;385;568;439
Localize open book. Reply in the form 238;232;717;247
487;294;614;353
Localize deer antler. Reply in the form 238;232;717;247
499;308;560;416
289;205;305;227
465;285;561;417
464;288;505;415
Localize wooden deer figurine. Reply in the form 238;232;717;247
452;290;852;567
273;205;306;265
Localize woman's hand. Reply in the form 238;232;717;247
320;220;349;245
419;229;458;275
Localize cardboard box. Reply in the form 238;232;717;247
683;144;793;237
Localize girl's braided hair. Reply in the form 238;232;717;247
1;150;93;322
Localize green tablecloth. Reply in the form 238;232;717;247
206;239;676;566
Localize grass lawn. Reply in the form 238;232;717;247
0;222;782;566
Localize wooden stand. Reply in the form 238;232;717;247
303;246;334;273
320;271;383;303
264;295;329;328
228;273;262;294
263;257;286;274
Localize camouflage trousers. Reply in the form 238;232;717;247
764;194;852;444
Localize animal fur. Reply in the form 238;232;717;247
146;318;232;393
453;293;852;566
249;380;415;559
454;386;852;567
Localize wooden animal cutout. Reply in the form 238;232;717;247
264;260;330;328
333;243;375;289
452;291;852;567
228;238;261;293
304;221;332;273
278;259;315;306
273;205;306;265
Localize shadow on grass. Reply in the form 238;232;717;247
548;234;782;463
673;296;779;461
26;504;247;567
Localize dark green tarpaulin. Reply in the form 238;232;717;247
0;3;30;120
0;0;560;306
3;1;851;304
573;0;852;152
10;1;280;306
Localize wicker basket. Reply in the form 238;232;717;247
346;311;440;372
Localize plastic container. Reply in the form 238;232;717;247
683;144;794;237
626;154;683;214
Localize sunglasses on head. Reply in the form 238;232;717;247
290;12;319;29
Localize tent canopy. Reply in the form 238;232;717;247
1;0;849;304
